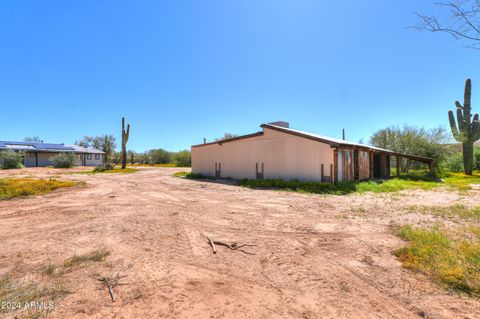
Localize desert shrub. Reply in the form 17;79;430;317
147;149;171;164
475;147;480;170
50;153;76;168
443;152;465;172
0;150;24;169
172;150;191;167
94;163;115;172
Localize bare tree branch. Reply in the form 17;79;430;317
414;0;480;49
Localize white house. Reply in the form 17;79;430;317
0;141;104;167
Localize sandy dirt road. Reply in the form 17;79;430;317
0;167;479;318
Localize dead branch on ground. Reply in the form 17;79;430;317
206;237;257;255
207;236;217;254
98;273;128;302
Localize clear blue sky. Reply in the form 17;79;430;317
1;0;479;152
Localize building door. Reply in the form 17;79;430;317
215;162;221;178
256;163;264;180
373;154;381;178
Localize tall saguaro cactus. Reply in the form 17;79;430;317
121;116;130;169
449;79;480;175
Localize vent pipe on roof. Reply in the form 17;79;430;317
268;121;289;128
342;128;345;141
203;137;206;144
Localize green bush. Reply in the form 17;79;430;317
50;153;76;168
172;150;191;167
475;148;480;170
0;150;24;169
147;149;171;164
443;153;464;173
93;163;115;172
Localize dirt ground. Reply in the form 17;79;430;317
0;167;479;319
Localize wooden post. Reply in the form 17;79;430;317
396;155;400;177
354;150;359;180
333;149;338;184
369;152;374;179
330;164;333;184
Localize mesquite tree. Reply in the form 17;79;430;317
448;79;480;175
121;116;130;169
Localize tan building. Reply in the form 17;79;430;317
191;122;434;182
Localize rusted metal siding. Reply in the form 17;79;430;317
338;149;354;181
358;151;370;180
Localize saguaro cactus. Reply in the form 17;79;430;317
449;79;480;175
121;116;130;169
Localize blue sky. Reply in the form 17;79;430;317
0;0;479;152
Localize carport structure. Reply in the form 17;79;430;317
332;144;435;181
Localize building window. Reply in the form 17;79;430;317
87;154;92;160
95;154;100;160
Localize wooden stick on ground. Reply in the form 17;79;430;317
207;236;217;254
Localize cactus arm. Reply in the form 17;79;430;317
472;121;480;141
121;116;130;169
472;113;480;141
449;110;461;141
456;105;466;132
464;79;472;117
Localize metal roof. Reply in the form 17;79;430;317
261;124;433;163
0;141;104;154
192;123;433;164
262;124;393;152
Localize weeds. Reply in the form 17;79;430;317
237;178;438;195
0;178;77;200
173;172;212;179
439;171;480;191
394;225;480;296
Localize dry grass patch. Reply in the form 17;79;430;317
63;249;110;268
395;225;480;296
0;178;78;200
81;168;138;174
409;204;480;221
0;274;70;316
